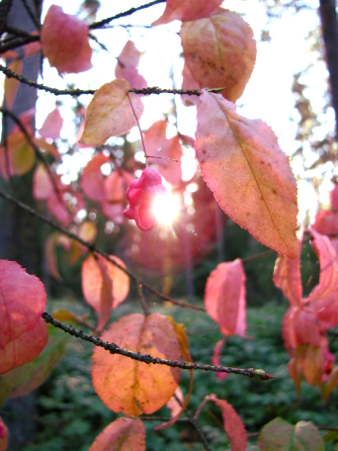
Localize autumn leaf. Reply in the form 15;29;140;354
180;9;256;103
80;154;110;202
212;338;228;380
115;41;147;89
206;394;247;451
91;313;181;415
0;417;8;451
205;259;246;337
4;59;22;108
45;233;71;280
88;418;145;451
273;252;302;307
196;91;298;258
0;260;46;349
80;80;144;146
153;0;223;25
39;107;63;140
33;164;55;200
41;5;92;74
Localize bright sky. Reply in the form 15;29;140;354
1;0;333;224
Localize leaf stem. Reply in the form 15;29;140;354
127;92;148;166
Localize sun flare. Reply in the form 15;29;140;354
152;193;181;226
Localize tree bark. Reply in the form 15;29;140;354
319;0;338;139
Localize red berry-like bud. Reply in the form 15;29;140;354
123;168;166;232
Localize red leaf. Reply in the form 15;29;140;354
39;108;63;140
205;259;246;337
282;306;321;353
0;318;48;375
206;394;247;451
91;313;181;415
196;91;298;258
80;80;144;146
313;210;338;235
88;418;145;451
23;32;41;58
273;252;302;307
331;183;338;210
180;9;256;103
0;417;8;451
153;0;223;25
308;228;338;301
104;170;134;203
47;189;85;226
313;294;338;330
80;154;110;202
41;5;92;74
95;256;113;332
82;254;129;313
148;135;182;185
212;338;228;380
0;260;46;349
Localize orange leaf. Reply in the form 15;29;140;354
153;0;223;25
273;252;302;307
196;91;298;258
96;256;113;332
4;59;22;108
82;254;129;312
80;80;144;146
180;9;256;103
205;259;246;337
206;394;247;451
88;418;145;451
45;233;71;280
91;313;181;415
0;260;46;349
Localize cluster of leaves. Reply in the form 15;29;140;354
1;0;338;450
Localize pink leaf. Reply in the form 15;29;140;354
115;65;147;89
80;154;110;201
308;228;338;301
82;255;129;313
331;183;338;210
0;261;46;349
313;294;338;330
39;108;63;140
273;252;302;306
166;387;184;418
23;32;41;58
153;0;223;25
196;91;298;258
0;318;48;375
80;80;144;146
312;210;338;235
0;417;8;451
41;5;92;74
206;394;247;451
104;170;134;203
180;9;256;103
205;259;246;337
148;135;182;185
33;164;55;200
88;418;145;451
212;338;228;380
117;40;141;68
282;306;321;353
181;63;201;106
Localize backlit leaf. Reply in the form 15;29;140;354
180;9;256;103
206;394;247;451
80;80;143;146
80;154;110;202
33;164;54;200
95;256;113;332
258;418;324;451
205;259;246;336
82;254;129;312
0;318;48;375
0;325;68;404
313;210;338;235
39;108;63;140
153;0;223;25
91;313;181;415
41;5;92;74
88;418;145;451
273;252;302;306
0;260;46;349
196;91;298;258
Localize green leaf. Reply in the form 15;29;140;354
258;418;324;451
0;325;69;405
323;430;338;443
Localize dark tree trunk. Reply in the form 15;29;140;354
319;0;338;138
0;1;43;449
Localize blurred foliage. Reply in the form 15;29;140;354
8;299;337;451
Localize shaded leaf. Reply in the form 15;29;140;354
282;306;321;352
88;418;145;451
258;418;324;451
323;430;338;443
321;366;338;401
0;318;48;375
0;417;8;451
0;325;69;404
91;313;181;415
180;9;256;103
205;259;246;336
41;5;92;74
196;91;298;258
82;254;129;312
45;233;71;280
153;0;223;25
0;260;46;349
80;80;143;146
96;256;113;332
299;345;324;386
4;59;22;108
206;394;247;451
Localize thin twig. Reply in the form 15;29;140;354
128;92;148;165
0;189;204;311
136;283;151;315
41;311;274;380
89;0;166;29
241;249;275;264
0;34;39;54
19;0;41;30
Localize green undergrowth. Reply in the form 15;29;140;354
13;299;338;451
